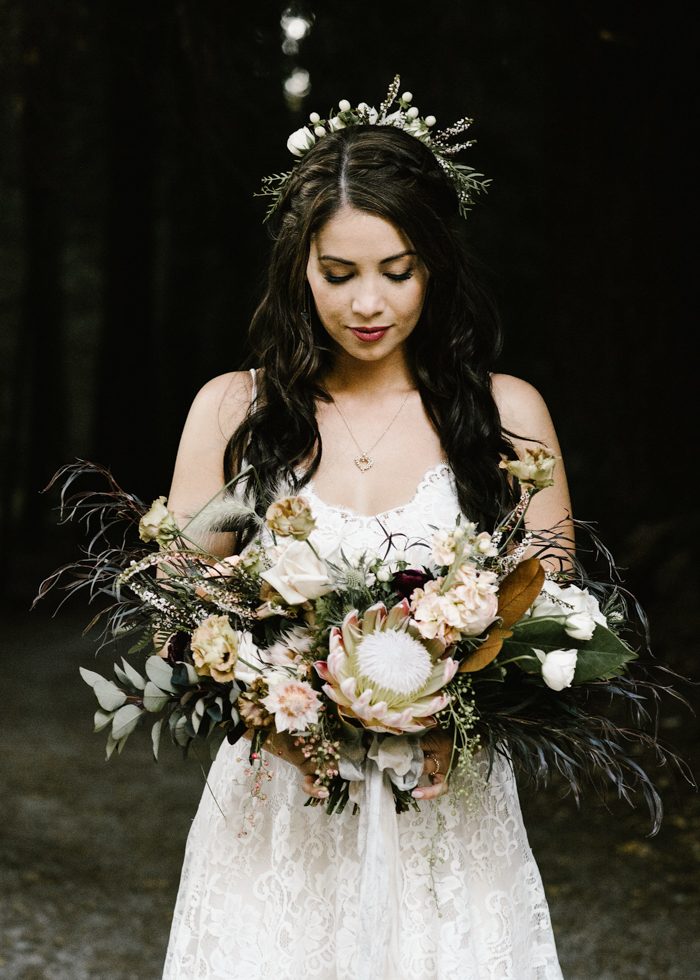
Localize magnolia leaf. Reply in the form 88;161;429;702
93;708;113;732
145;656;176;693
79;666;105;689
120;658;146;690
505;619;637;682
191;709;202;735
195;698;207;718
151;719;163;761
93;678;128;711
182;662;200;685
143;681;170;713
458;626;513;672
497;558;545;628
112;703;143;740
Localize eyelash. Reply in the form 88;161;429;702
323;270;414;284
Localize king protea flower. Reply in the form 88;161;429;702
314;600;458;734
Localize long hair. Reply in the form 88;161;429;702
225;125;519;539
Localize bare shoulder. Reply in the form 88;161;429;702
490;372;556;444
185;370;253;446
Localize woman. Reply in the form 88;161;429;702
162;98;571;978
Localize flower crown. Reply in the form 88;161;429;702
256;74;490;222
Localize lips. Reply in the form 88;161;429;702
348;326;391;343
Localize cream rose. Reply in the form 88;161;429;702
265;496;316;540
535;648;578;691
260;540;334;605
499;447;557;490
190;615;255;684
138;496;178;547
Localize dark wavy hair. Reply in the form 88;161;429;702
225;125;519;540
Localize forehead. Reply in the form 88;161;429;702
311;206;412;260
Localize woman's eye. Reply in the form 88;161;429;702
385;270;414;282
323;273;353;284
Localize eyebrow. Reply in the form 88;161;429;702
318;250;416;266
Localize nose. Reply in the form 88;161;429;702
350;280;386;320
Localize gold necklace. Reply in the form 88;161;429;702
331;390;412;472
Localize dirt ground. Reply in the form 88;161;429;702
1;605;698;980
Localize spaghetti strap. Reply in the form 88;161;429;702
248;367;257;405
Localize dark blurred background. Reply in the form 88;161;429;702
1;2;698;978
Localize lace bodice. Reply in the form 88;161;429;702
163;375;563;980
299;462;460;567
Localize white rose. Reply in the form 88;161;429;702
328;115;346;132
287;126;316;156
529;581;607;641
534;648;578;691
261;540;334;605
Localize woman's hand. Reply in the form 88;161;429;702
255;730;330;801
413;728;453;800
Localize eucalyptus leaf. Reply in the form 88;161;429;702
151;719;163;761
120;658;146;690
173;714;190;747
105;731;118;761
113;664;131;686
79;666;105;689
93;678;128;711
143;681;170;713
112;703;143;740
145;656;177;693
93;708;113;732
505;620;637;683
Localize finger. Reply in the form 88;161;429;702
412;775;449;800
302;772;329;800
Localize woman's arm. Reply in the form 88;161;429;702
166;371;252;557
491;373;575;569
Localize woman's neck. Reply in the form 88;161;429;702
322;345;415;395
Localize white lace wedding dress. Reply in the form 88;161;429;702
162;463;564;980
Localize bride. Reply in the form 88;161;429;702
162;86;571;979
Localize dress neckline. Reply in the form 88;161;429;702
301;462;452;522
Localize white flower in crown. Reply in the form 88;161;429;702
256;74;490;222
287;125;316;157
314;599;458;734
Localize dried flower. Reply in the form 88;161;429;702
265;496;316;540
138;497;179;547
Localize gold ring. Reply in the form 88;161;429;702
424;750;441;777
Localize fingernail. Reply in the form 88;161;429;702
412;789;423;798
318;789;329;798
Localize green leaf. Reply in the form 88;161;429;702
145;656;176;693
93;709;113;733
93;678;128;711
120;658;146;690
143;681;170;713
504;620;637;683
113;664;130;686
112;703;143;740
151;719;163;761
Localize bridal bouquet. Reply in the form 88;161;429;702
38;450;680;829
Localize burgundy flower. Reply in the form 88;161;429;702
163;631;191;666
392;568;431;600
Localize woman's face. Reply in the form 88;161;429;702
306;205;429;363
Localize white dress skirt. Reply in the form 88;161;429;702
162;464;564;980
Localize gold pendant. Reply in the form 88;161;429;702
354;452;373;472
